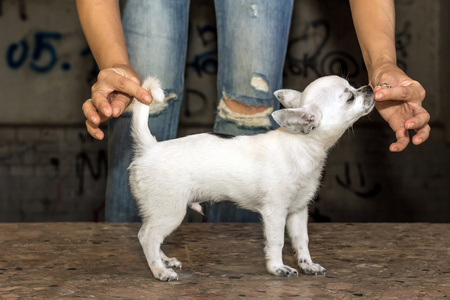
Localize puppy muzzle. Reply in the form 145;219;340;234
358;85;374;95
357;86;375;114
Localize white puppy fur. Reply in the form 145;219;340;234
129;75;375;281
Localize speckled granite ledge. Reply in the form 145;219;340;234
0;223;448;299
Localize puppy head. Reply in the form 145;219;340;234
272;76;374;135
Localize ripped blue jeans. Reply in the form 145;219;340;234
106;0;293;222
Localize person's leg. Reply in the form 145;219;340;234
208;0;294;222
106;0;190;222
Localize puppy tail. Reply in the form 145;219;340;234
131;76;165;151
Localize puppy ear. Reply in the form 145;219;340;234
272;105;322;134
274;89;302;108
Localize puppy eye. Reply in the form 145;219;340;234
347;94;355;103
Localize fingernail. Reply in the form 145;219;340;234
407;123;415;129
375;93;384;100
143;95;152;104
95;133;103;140
113;106;120;117
91;116;98;124
103;108;111;116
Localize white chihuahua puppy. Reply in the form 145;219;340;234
129;75;374;281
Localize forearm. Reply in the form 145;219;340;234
349;0;397;83
76;0;129;69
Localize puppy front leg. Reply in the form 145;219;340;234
286;208;326;275
262;210;298;277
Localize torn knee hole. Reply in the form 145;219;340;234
125;92;177;115
148;92;177;115
217;98;273;128
223;98;271;115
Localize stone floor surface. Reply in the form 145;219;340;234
0;223;449;299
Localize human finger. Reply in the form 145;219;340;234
105;72;152;105
403;101;431;146
390;127;410;152
82;99;101;125
404;105;431;131
85;119;105;140
411;124;431;146
374;85;424;102
82;99;110;140
109;92;133;117
91;83;113;118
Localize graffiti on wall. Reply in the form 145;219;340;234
5;30;99;84
395;21;411;72
182;23;218;121
186;24;218;77
285;19;411;81
335;162;382;198
286;20;361;80
75;131;107;193
0;0;27;20
7;32;65;73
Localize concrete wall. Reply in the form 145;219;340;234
1;0;449;222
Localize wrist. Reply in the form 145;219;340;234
366;59;398;86
96;50;130;70
365;50;396;73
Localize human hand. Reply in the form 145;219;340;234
369;63;431;152
82;64;153;140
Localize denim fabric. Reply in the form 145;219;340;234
106;1;189;222
106;0;293;222
106;113;139;222
214;0;293;107
121;0;189;141
209;0;293;221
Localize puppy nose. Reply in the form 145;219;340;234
358;85;373;95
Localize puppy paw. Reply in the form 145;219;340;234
155;268;179;282
268;265;299;277
300;261;326;275
163;257;182;269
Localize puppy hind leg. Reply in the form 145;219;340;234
138;210;186;281
286;209;326;275
138;222;178;281
160;250;182;269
